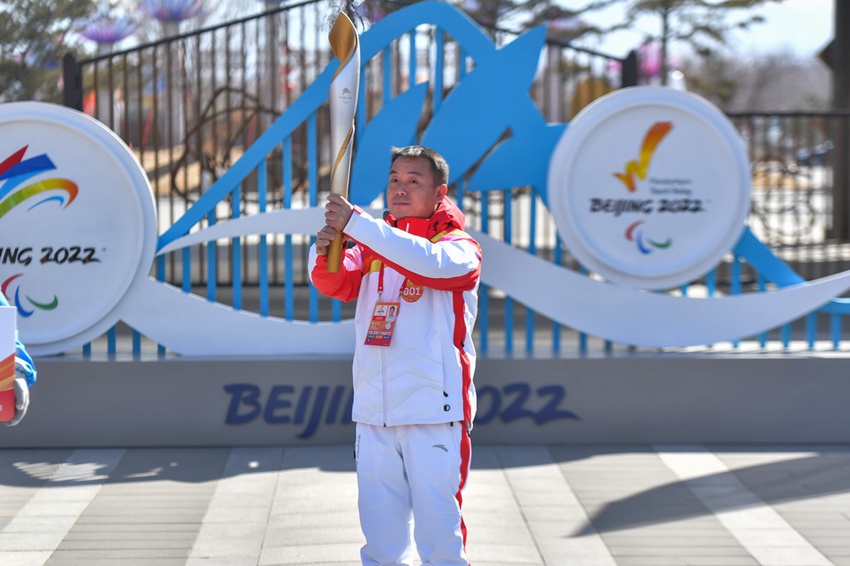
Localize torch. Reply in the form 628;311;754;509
0;307;15;422
326;12;360;272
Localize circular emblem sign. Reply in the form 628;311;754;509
0;102;156;354
547;87;751;290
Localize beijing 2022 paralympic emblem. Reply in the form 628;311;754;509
548;87;752;290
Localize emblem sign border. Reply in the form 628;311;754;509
0;102;157;351
547;87;752;290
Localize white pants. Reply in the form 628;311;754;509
355;422;471;566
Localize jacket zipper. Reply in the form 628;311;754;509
381;346;388;426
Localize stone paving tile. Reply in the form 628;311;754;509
1;445;850;565
0;449;125;566
260;542;363;565
464;445;541;564
270;510;361;529
494;445;617;566
0;551;54;566
42;449;220;565
188;447;284;564
716;447;850;555
262;446;363;565
553;446;757;566
659;446;835;566
615;558;759;566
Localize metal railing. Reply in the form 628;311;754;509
59;2;850;357
63;1;632;284
727;112;850;280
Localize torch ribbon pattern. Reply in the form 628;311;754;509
326;12;360;272
0;353;14;391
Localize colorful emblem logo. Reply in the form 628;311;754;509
0;146;78;218
613;121;672;193
614;122;674;255
0;146;79;317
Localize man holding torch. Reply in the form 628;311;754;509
309;145;482;565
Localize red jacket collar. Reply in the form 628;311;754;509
383;198;466;239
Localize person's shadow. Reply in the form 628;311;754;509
567;447;850;537
0;446;355;488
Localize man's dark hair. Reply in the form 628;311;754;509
390;145;449;186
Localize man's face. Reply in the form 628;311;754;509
386;156;447;219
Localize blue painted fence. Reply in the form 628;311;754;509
72;2;850;357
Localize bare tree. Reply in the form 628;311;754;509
577;0;786;85
681;50;830;112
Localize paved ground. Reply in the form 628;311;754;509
0;444;848;566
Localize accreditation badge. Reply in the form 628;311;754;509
364;301;400;346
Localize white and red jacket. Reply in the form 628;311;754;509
309;198;481;427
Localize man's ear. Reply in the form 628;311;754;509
436;183;448;202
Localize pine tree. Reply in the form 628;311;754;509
0;0;96;101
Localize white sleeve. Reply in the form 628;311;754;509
344;212;479;280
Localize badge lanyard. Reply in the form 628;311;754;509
365;263;405;346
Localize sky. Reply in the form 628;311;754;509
556;0;834;60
